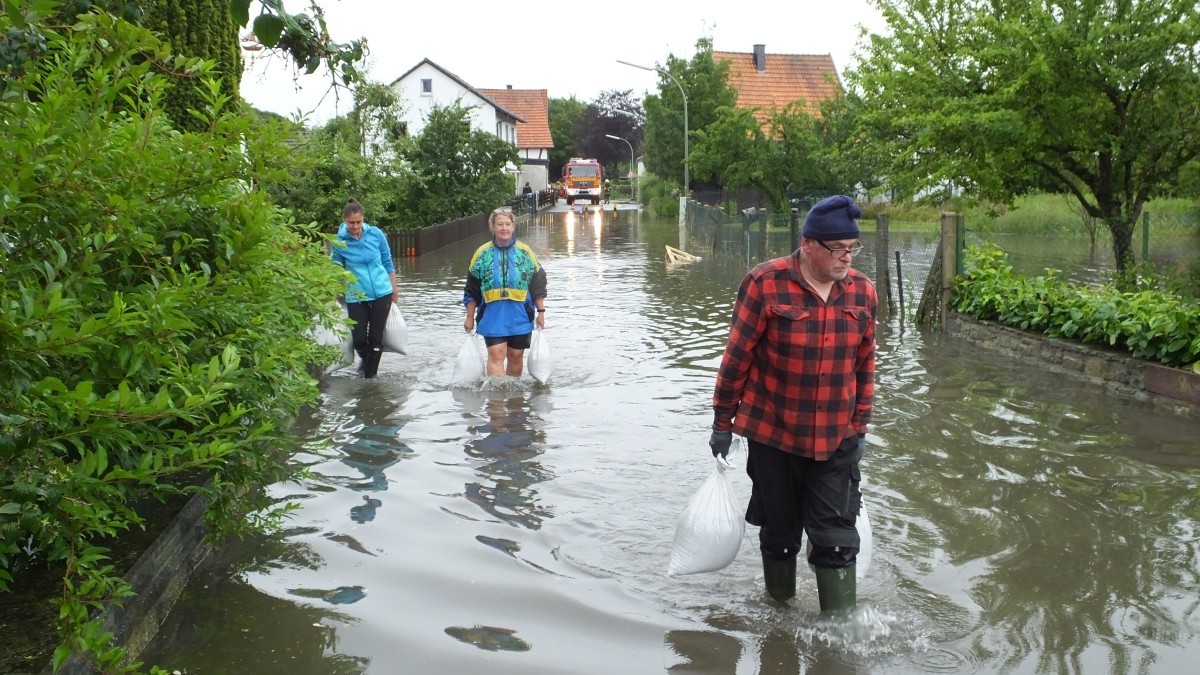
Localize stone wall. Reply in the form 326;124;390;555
946;313;1200;420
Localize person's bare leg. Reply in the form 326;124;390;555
486;343;508;377
505;347;525;377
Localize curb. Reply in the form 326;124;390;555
46;493;212;674
946;314;1200;419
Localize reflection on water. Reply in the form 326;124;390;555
141;208;1200;675
456;383;553;530
443;624;532;653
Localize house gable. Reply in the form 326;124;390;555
478;87;554;151
714;46;842;127
388;58;524;141
478;87;556;192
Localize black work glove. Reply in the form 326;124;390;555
709;430;733;458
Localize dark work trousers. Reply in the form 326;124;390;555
346;296;391;378
744;435;863;569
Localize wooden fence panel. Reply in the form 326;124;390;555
386;212;489;258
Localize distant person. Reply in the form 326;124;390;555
709;194;877;612
462;206;547;377
522;181;535;209
332;198;398;379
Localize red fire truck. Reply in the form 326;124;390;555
562;158;603;206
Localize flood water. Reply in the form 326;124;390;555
142;208;1200;674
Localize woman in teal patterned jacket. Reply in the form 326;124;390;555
462;207;547;377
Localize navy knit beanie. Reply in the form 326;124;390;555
802;195;862;240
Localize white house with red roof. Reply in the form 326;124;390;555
388;58;524;147
478;87;554;192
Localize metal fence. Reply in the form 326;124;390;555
682;199;940;323
683;196;1198;326
963;211;1200;287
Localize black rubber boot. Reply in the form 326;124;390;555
362;348;382;379
814;565;856;614
762;553;796;603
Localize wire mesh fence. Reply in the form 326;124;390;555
683;200;942;324
964;211;1200;287
683;197;1199;328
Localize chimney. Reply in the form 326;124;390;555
507;84;513;89
753;44;766;72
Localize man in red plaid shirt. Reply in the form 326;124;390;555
710;194;877;612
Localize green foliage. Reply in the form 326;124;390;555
400;102;519;226
573;89;643;174
690;101;847;211
642;37;736;190
548;95;587;178
266;94;521;232
851;0;1200;271
953;246;1200;370
229;0;365;85
259;83;411;230
1;0;366;97
637;172;680;218
0;10;349;670
141;0;242;132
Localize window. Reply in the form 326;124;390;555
421;79;432;95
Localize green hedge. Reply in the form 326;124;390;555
1;11;348;671
952;245;1200;371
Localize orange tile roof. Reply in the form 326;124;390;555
713;50;842;126
479;88;554;149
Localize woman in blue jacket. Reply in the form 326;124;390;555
462;206;546;377
332;198;398;378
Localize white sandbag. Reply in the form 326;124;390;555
382;301;407;354
310;319;341;348
527;328;552;383
329;335;359;373
309;315;357;372
667;458;745;576
449;333;485;387
855;498;873;580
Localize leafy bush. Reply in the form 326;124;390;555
952;246;1200;371
638;172;680;218
1;10;349;671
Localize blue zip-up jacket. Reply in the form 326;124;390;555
332;222;395;302
463;237;546;337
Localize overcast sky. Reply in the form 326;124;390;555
239;0;888;124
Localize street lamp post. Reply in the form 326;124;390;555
604;134;636;204
616;59;687;192
617;58;688;229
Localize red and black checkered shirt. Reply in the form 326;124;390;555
712;253;877;461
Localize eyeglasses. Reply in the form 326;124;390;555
815;240;864;258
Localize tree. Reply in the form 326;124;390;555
690;102;847;210
0;1;367;103
548;95;587;179
642;37;736;190
401;102;519;226
851;0;1200;270
142;0;242;131
258;81;412;231
574;89;643;175
817;92;888;200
